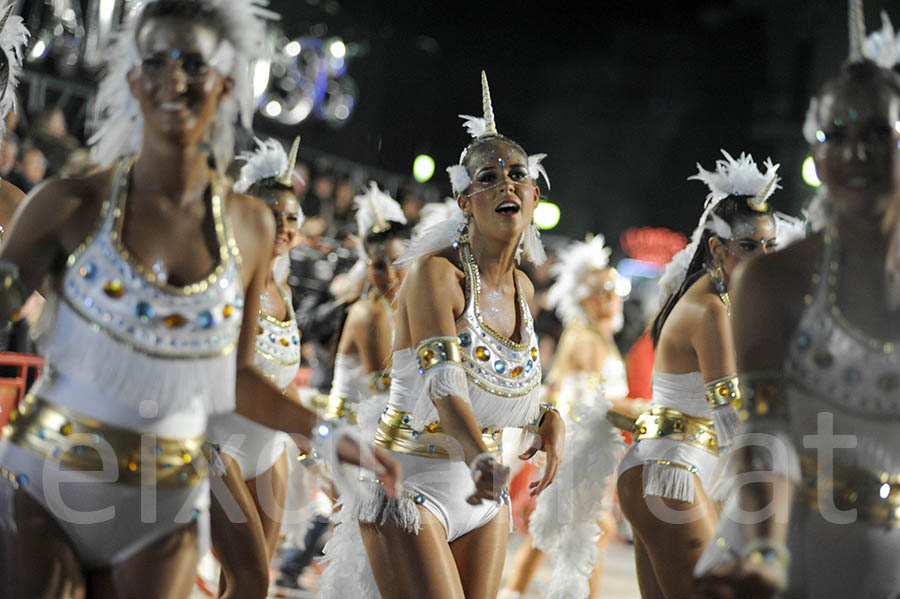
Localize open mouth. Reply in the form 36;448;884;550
495;200;521;216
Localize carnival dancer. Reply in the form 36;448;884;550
325;181;408;435
695;3;900;597
317;182;408;596
205;136;304;597
503;234;634;599
0;2;398;597
615;150;779;598
333;71;564;599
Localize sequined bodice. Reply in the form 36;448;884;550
60;159;245;359
253;283;300;390
456;242;541;398
786;237;900;420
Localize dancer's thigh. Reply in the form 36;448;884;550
360;505;464;599
618;465;717;599
247;450;288;560
450;506;510;599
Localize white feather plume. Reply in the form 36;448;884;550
528;153;551;189
687;150;781;206
865;11;900;69
394;209;466;268
415;198;463;237
354;181;406;238
547;235;612;325
519;222;547;266
0;3;27;140
774;211;807;248
459;114;487;138
802;97;821;145
90;0;274;168
234;137;292;193
446;163;472;197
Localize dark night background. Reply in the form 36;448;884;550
254;0;888;242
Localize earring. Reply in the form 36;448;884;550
452;216;472;248
708;261;727;294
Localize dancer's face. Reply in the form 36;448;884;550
367;238;405;299
129;17;233;147
267;191;301;259
709;215;777;277
580;268;624;324
813;81;900;209
458;140;539;246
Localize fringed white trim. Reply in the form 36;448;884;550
319;494;382;599
410;362;469;430
35;301;237;416
313;422;360;499
356;391;388;445
642;461;695;503
712;404;741;449
530;399;621;596
352;478;422;532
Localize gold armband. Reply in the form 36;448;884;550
524;402;558;433
704;375;741;410
0;261;28;322
415;336;461;374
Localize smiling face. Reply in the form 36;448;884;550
129;16;233;149
813;69;900;214
265;189;301;258
457;138;539;246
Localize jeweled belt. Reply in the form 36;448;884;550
373;406;502;459
611;406;719;456
796;452;900;527
2;395;206;486
324;394;358;424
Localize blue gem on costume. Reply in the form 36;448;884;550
292;336;299;344
52;448;63;459
402;415;411;424
136;301;154;321
234;296;244;308
796;332;811;350
197;310;214;328
459;332;471;347
524;360;533;373
37;428;46;439
412;431;419;439
415;494;425;505
317;424;331;438
843;368;862;385
80;263;97;279
427;445;435;454
15;474;27;487
493;360;506;374
269;333;276;343
178;471;188;483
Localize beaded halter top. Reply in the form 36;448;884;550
35;158;245;416
253;282;300;390
455;241;542;398
786;233;900;418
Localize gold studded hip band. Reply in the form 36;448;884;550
632;407;719;456
3;395;206;486
373;406;501;459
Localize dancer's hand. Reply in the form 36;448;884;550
520;409;565;496
693;560;785;599
336;437;403;498
467;455;511;504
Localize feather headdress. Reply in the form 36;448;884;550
547;234;629;326
658;150;780;302
0;3;27;140
864;11;900;69
354;181;406;240
89;0;274;169
234;136;301;193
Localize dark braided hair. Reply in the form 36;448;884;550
650;196;774;347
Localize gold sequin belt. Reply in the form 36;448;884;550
324;394;358;424
796;452;900;527
632;407;719;456
373;406;501;459
2;395;207;486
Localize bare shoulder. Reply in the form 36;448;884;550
515;268;536;303
403;249;464;296
226;191;272;236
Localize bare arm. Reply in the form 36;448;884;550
692;296;737;383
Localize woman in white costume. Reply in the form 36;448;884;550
615;150;779;598
206;136;304;597
504;234;634;599
0;2;398;597
350;71;565;599
695;4;900;597
326;181;407;435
